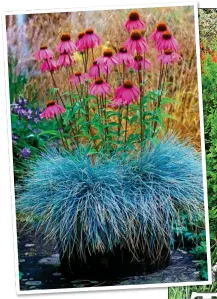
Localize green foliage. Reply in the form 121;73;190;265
173;212;208;280
169;10;217;298
19;272;23;280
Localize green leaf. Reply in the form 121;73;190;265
160;97;180;105
76;116;86;126
106;122;120;127
87;149;98;155
37;130;59;137
49;87;59;97
129;115;138;124
19;272;23;280
106;111;122;118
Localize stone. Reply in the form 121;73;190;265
25;244;35;247
19;259;25;263
38;254;60;266
52;272;62;276
25;281;42;286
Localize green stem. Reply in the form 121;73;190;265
124;104;129;145
138;55;144;150
50;71;66;108
118;106;122;141
152;64;168;137
55;116;68;150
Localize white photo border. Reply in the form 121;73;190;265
1;1;212;295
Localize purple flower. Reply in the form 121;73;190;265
33;128;39;135
17;97;28;106
26;109;33;119
33;117;40;124
18;97;23;105
12;134;19;141
21;148;31;159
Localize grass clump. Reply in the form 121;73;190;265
17;138;204;261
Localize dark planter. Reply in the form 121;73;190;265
58;243;171;279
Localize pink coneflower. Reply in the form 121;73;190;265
89;78;111;96
156;31;179;52
124;11;146;32
88;61;109;78
150;22;168;43
157;49;182;65
110;81;140;107
97;48;119;69
128;55;152;71
40;100;66;119
115;47;134;65
69;72;89;87
88;61;100;78
56;33;77;54
40;58;57;72
57;51;75;67
124;30;149;55
36;45;54;61
78;28;101;49
75;32;86;52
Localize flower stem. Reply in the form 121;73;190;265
118;106;122;141
152;64;168;137
106;66;109;82
122;61;125;84
50;71;66;108
81;53;86;73
55;115;68;150
138;55;144;150
91;48;95;61
124;104;129;145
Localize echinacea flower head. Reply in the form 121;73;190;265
88;61;99;78
110;81;140;107
75;32;86;52
150;22;168;43
35;45;54;61
88;60;109;78
89;78;111;96
69;72;90;87
78;28;101;50
56;33;77;54
124;10;146;32
128;55;152;71
40;100;66;119
157;49;182;65
40;58;57;72
156;31;179;52
57;51;75;67
124;30;149;55
96;48;119;69
115;47;134;65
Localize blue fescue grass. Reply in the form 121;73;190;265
16;137;204;261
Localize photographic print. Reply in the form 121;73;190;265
168;7;217;299
4;3;210;293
